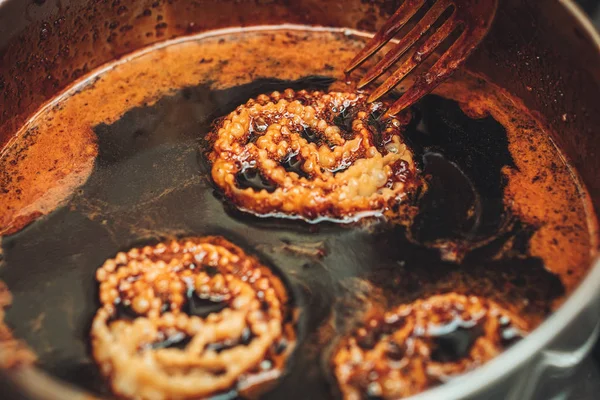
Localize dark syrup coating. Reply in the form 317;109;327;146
281;152;311;179
429;324;485;363
235;167;278;193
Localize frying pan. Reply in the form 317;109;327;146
0;0;599;399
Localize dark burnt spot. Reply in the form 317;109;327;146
333;106;356;135
235;167;277;192
252;116;269;134
367;108;391;144
202;265;220;276
382;314;407;333
185;291;228;318
260;300;270;311
356;328;380;350
160;302;171;313
295;95;309;105
498;316;524;348
281;152;309;179
367;108;400;153
240;327;253;345
205;340;235;353
429;322;484;362
151;331;192;350
367;108;387;134
273;338;288;354
302;126;322;145
500;327;524;347
389;160;411;185
206;327;255;353
354;316;407;350
113;301;139;321
330;161;352;174
385;340;405;361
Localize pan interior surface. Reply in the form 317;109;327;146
0;26;597;399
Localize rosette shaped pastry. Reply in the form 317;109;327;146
208;89;419;222
332;293;528;399
91;237;295;400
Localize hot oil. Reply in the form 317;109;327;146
0;28;595;399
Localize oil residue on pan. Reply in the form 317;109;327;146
0;28;595;399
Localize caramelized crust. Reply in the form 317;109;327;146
91;237;295;400
332;293;529;400
208;89;419;222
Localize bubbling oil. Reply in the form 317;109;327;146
0;27;596;399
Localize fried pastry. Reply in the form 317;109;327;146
91;237;295;400
332;293;528;400
208;89;419;222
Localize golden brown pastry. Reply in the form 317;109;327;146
208;89;419;222
91;237;295;400
332;293;528;399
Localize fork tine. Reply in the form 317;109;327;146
367;13;458;104
345;0;426;74
357;0;453;89
387;31;478;115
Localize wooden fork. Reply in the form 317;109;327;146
346;0;498;115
